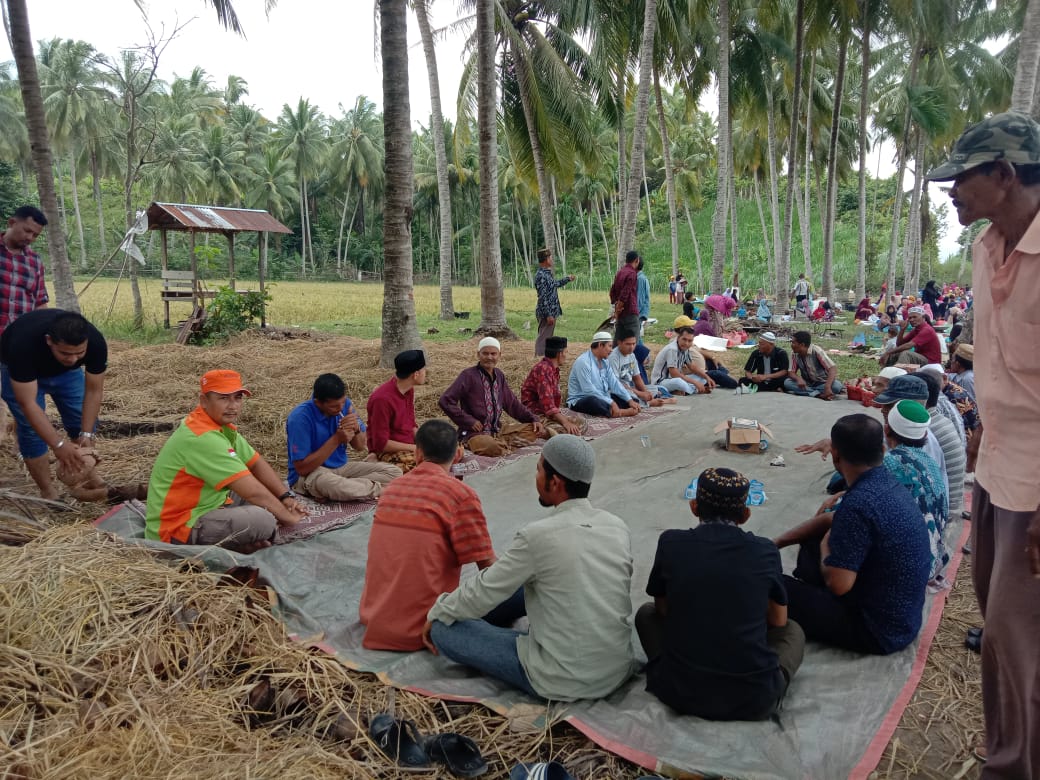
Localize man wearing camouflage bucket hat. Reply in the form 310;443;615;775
927;110;1040;779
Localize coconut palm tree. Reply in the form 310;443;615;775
198;125;247;204
412;0;455;319
330;96;383;271
710;0;731;293
1012;0;1040;113
274;98;326;275
378;0;423;364
244;146;296;219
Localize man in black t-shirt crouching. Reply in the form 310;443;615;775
0;309;108;500
636;467;805;720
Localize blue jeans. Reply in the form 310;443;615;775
783;377;844;397
568;393;630;417
633;343;650;383
1;364;88;458
430;590;538;697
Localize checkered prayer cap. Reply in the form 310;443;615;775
696;467;750;512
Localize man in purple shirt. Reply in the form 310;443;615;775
609;250;642;338
439;337;544;457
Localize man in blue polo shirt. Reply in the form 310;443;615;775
286;373;401;501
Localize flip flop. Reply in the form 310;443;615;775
369;713;431;771
425;733;488;777
965;627;983;653
509;762;575;780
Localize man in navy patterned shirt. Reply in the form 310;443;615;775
774;414;932;654
533;248;574;357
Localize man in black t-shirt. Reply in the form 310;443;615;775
741;331;790;392
0;309;108;500
636;467;805;720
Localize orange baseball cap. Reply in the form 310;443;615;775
200;369;252;396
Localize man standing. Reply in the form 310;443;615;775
741;331;789;392
366;349;427;472
145;370;307;551
790;273;810;315
567;331;640;418
423;435;635;701
439;337;544;457
0;205;49;333
286;373;400;502
359;420;496;651
775;414;932;654
0;309;105;500
785;331;844;399
927;110;1040;779
609;250;642;338
533;248;574;357
520;336;585;436
651;325;713;395
880;307;941;367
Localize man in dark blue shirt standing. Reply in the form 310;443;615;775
533;248;574;357
774;414;932;654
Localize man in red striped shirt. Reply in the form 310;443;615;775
359;419;498;651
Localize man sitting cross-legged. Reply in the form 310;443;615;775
566;330;641;418
740;331;790;392
145;370;308;552
366;349;427;473
520;336;587;436
651;326;714;395
607;329;676;407
359;419;501;651
286;373;400;502
636;467;805;721
784;330;844;399
775;414;931;654
423;435;636;701
439;337;544;457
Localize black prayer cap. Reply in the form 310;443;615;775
394;349;426;375
545;336;568;351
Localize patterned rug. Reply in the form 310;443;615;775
275;496;374;544
450;404;681;478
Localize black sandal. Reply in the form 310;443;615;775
369;713;431;771
425;733;489;777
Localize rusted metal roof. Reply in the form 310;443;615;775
146;202;292;234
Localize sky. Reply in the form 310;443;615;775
1;0;960;264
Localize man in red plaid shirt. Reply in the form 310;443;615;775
1;205;50;445
520;336;586;436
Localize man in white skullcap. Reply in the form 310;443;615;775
424;434;636;701
741;331;790;392
438;336;544;457
566;331;641;418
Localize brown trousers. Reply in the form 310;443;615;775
377;450;417;473
535;317;555;357
466;422;539;457
972;483;1040;780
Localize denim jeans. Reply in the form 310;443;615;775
658;376;704;395
783;377;844;397
1;364;88;458
430;589;539;697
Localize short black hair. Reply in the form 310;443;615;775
312;373;346;402
542;457;591;499
415;419;459;464
916;370;942;408
977;160;1040;186
537;248;551;263
12;205;47;225
831;414;884;467
885;424;927;448
45;312;90;345
793;331;812;346
625;250;640;264
676;326;694;337
614;326;639;343
953;354;973;370
545;344;565;359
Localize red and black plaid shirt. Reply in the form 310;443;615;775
521;357;562;417
0;234;48;334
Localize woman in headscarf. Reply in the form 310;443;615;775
855;296;874;320
921;280;941;313
702;294;736;337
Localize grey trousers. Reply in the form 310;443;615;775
189;499;277;551
972;483;1040;780
535;317;555;356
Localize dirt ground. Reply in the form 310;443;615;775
0;329;985;779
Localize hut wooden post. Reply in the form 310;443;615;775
227;232;236;291
259;231;267;328
161;230;170;328
189;231;199;309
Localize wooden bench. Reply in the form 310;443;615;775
161;270;216;328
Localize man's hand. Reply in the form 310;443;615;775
421;620;438;654
1028;508;1040;578
281;495;307;515
545;316;556;326
531;420;545;436
635;389;653;402
796;377;808;390
795;438;832;460
706;376;718;390
75;435;100;462
53;440;87;471
561;418;581;436
820;388;834;401
470;421;484;433
966;425;982;472
567;274;576;282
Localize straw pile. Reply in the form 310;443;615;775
0;525;646;779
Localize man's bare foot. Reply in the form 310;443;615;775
649;398;664;407
614;407;639;418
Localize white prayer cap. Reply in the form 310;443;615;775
918;363;946;377
878;367;907;380
592;331;614;343
477;337;501;351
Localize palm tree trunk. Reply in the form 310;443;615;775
778;0;805;301
514;199;533;285
903;129;926;296
514;44;559;260
822;33;849;301
336;183;352;269
616;67;628;264
729;163;740;276
413;0;455;319
1013;0;1040;112
551;176;566;272
379;0;423;365
764;74;781;293
643;151;655;239
711;0;730;293
475;0;510;334
887;47;922;293
8;0;79;310
654;69;680;277
800;53;815;278
342;192;362;268
753;172;773;285
595;193;611;267
856;6;871;299
685;203;704;294
617;0;657;265
68;154;87;270
90;148;107;255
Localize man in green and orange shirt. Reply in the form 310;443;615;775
145;370;307;551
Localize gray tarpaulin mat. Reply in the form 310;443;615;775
97;391;965;779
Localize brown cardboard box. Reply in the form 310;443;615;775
713;418;774;454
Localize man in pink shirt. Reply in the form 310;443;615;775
927;111;1040;780
880;307;941;366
